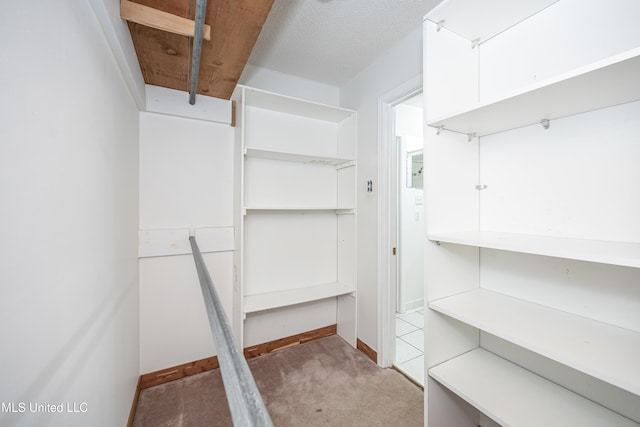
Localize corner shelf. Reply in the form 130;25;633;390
245;146;354;166
429;288;640;395
244;282;356;314
427;47;640;137
429;348;638;427
427;231;640;268
241;86;356;123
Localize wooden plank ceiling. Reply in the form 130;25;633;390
124;0;274;100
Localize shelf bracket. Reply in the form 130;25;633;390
436;20;446;32
540;119;550;130
436;125;445;135
467;132;477;142
471;38;481;49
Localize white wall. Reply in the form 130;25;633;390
396;104;424;313
340;25;424;350
0;1;140;426
138;112;235;373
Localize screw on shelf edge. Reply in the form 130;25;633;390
541;118;550;130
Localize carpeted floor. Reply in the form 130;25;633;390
133;335;424;426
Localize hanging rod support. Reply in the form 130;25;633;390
437;20;445;32
189;0;209;105
467;132;477;142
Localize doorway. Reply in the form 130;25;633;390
392;93;425;384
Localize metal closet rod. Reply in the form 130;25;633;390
189;0;208;105
189;236;273;426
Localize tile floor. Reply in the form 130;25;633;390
394;309;424;385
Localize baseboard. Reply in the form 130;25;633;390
139;354;220;390
357;338;377;364
136;324;337;393
126;376;141;427
244;324;337;359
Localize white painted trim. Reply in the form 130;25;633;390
88;0;146;110
377;74;423;368
138;227;235;258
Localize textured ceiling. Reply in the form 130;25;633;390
247;0;442;86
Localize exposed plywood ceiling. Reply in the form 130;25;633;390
125;0;274;100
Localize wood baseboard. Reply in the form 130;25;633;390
357;338;377;364
136;324;337;393
126;376;141;427
139;354;220;390
244;324;337;359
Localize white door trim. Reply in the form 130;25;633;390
377;74;423;368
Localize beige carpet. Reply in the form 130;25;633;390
133;335;424;426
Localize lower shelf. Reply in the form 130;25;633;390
429;348;638;427
429;288;640;395
243;282;355;314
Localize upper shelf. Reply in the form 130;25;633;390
245;147;354;166
426;0;559;43
429;289;640;396
427;47;640;137
427;231;640;268
240;86;355;123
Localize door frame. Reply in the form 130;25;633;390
377;74;422;368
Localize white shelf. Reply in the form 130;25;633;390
427;48;640;137
244;282;356;314
244;207;354;214
245;146;354;166
429;348;639;427
427;231;640;268
425;0;559;44
241;86;355;123
429;288;640;395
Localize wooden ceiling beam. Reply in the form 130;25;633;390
120;0;211;40
126;0;274;100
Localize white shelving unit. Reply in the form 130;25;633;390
232;85;357;348
424;0;640;426
429;349;638;427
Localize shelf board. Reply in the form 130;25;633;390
245;147;354;166
427;231;640;268
244;282;356;314
429;348;638;427
427;47;640;137
425;0;560;44
240;86;355;123
244;207;354;214
429;289;640;396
